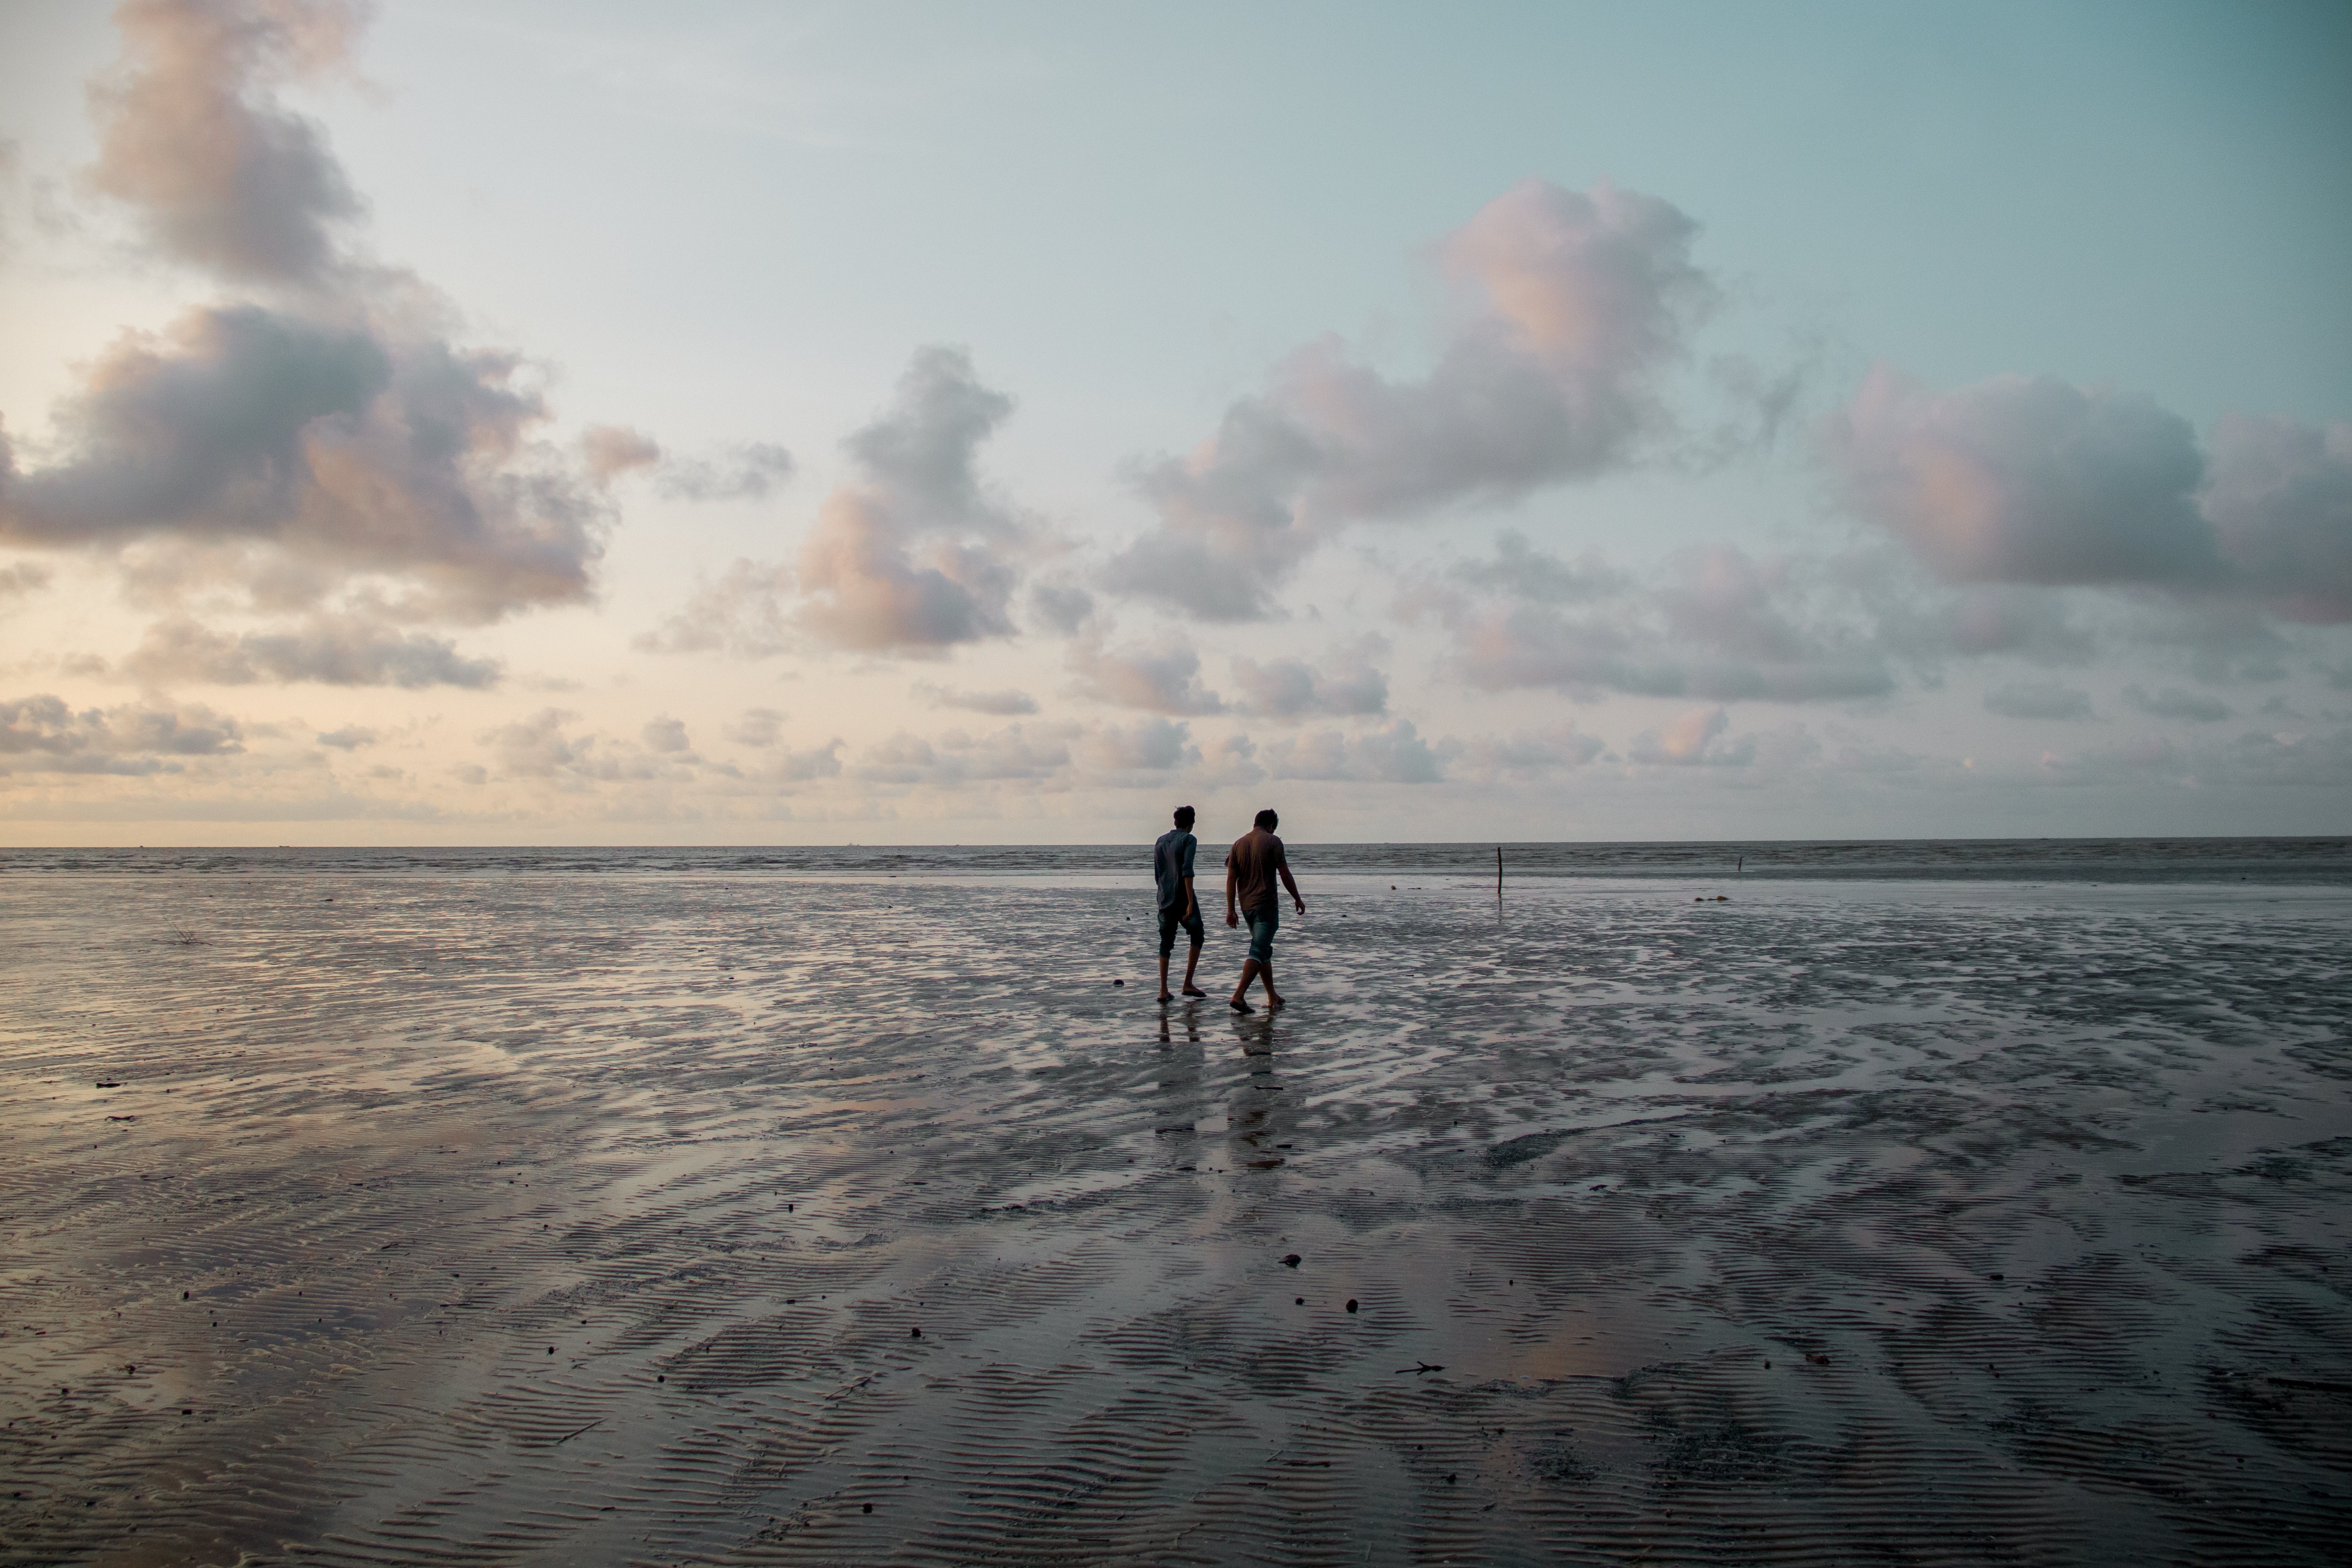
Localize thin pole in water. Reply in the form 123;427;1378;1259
1496;846;1503;900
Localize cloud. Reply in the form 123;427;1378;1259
580;424;661;481
1028;579;1095;635
638;559;795;656
1983;680;2094;720
1067;634;1224;715
1080;717;1197;773
1437;537;1892;702
1106;178;1711;620
912;682;1039;716
123;613;500;686
2201;414;2352;624
0;562;51;598
750;738;844;784
794;347;1026;653
724;707;786;746
1228;644;1388;721
658;442;795;502
1828;371;2352;625
2123;684;2231;722
641;715;690;753
1450;529;1625;603
581;427;793;500
315;723;374;748
2029;725;2352;790
0;691;244;773
0;3;622;629
87;0;369;286
856;722;1076;786
1628;705;1749;766
0;305;613;622
1825;367;2217;588
1906;585;2095;666
1442;722;1605;782
479;708;696;786
1265;718;1444;783
1195;732;1264;787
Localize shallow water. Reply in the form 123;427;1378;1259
3;866;2349;1564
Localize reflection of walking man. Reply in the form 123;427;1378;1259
1154;806;1207;1003
1225;808;1304;1013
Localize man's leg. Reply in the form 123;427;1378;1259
1157;948;1172;1002
1259;955;1285;1008
1181;940;1205;995
1230;958;1261;1011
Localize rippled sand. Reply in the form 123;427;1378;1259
4;869;2349;1564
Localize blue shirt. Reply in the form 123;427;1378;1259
1152;829;1197;912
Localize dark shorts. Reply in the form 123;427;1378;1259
1157;903;1205;955
1244;904;1279;963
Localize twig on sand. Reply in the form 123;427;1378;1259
166;925;203;947
549;1416;604;1445
1394;1361;1446;1374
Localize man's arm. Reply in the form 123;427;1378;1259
1181;874;1196;921
1224;858;1240;927
1278;860;1304;915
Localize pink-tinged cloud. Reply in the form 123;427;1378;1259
1825;367;2217;587
0;305;611;621
1828;369;2352;624
1066;635;1224;715
0;4;624;627
1107;179;1711;621
1628;705;1749;767
88;0;368;286
793;348;1027;654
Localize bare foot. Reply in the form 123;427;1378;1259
1265;992;1287;1009
1181;985;1208;998
1229;997;1254;1014
1156;992;1174;1004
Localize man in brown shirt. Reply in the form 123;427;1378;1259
1224;807;1305;1013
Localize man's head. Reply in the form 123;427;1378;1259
1254;808;1279;832
1173;805;1195;830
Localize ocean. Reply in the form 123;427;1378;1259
2;838;2348;1563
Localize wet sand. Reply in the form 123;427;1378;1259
3;868;2348;1564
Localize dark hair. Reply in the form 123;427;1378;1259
1173;805;1195;828
1254;808;1279;831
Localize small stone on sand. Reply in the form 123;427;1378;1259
1281;1254;1301;1267
1345;1299;1358;1313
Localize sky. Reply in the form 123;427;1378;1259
2;0;2348;846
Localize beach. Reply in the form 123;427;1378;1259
3;846;2348;1564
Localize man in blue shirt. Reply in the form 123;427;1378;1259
1152;806;1207;1003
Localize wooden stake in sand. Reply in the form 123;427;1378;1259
1496;846;1503;901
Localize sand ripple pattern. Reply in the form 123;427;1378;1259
2;869;2349;1564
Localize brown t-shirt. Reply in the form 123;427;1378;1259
1226;829;1288;914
